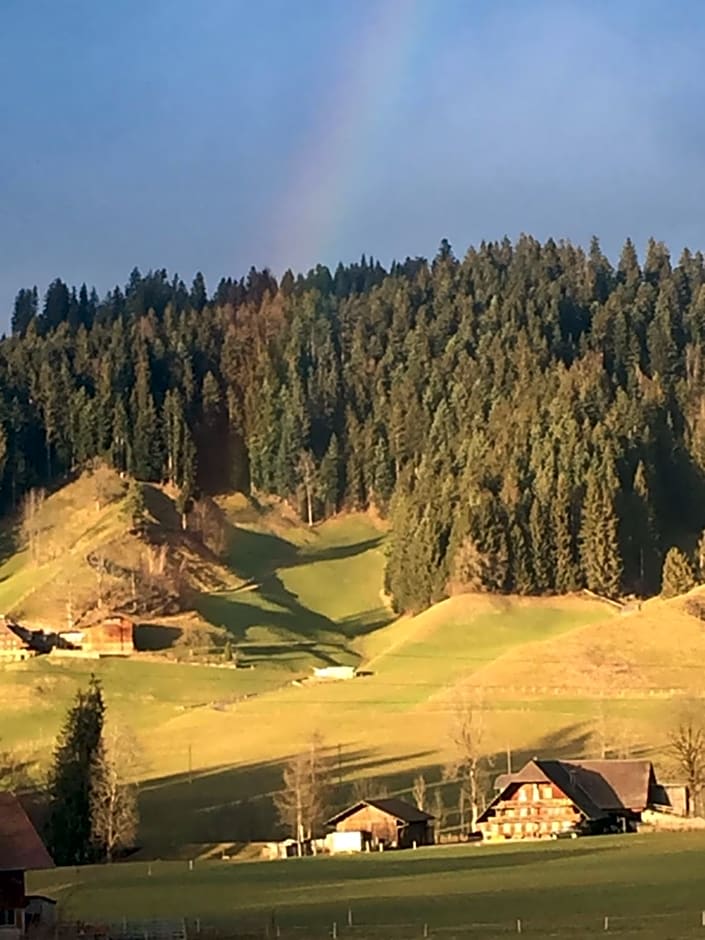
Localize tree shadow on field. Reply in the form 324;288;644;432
137;746;434;852
225;524;382;585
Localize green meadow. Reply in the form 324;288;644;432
30;834;705;938
2;479;705;856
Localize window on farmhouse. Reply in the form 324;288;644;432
518;787;528;802
0;910;17;927
542;786;552;799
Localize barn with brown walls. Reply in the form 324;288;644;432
327;798;434;850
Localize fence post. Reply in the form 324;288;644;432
701;910;705;928
332;922;338;939
516;918;522;934
347;908;353;927
604;915;609;931
423;923;429;938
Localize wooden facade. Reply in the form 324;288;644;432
327;798;434;850
479;780;582;841
0;623;28;662
478;759;664;842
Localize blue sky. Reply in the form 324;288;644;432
1;0;704;323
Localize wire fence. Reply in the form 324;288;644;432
55;911;705;940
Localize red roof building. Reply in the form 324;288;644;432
0;792;53;938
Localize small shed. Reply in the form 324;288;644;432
81;616;134;656
326;798;434;850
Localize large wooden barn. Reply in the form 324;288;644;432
0;793;53;939
326;798;434;851
478;758;666;841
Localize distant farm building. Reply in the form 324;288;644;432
79;615;134;656
0;792;54;938
0;622;29;661
326;798;434;852
478;758;673;841
57;615;134;657
312;666;356;681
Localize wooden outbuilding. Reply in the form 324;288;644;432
0;793;54;938
478;758;666;841
326;798;434;850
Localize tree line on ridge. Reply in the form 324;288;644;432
3;235;705;610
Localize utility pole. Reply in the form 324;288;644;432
188;744;193;784
506;746;512;774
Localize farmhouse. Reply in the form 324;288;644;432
0;622;29;662
326;798;434;852
478;758;668;841
0;793;53;939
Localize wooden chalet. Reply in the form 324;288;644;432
326;798;434;850
0;623;28;662
0;793;53;939
478;759;665;841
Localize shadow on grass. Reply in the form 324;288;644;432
138;746;435;849
134;623;183;651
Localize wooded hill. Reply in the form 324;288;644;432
3;236;705;611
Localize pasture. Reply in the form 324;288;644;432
3;476;705;855
30;833;705;938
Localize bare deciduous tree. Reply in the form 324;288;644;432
21;488;46;563
670;719;705;817
273;732;333;850
189;499;228;556
447;693;493;834
351;777;389;803
412;773;427;811
297;451;316;528
90;724;141;862
432;786;446;840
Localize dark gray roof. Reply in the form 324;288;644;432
0;792;53;871
327;797;434;827
479;758;657;824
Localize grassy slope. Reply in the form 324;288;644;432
4;477;705;855
30;834;705;938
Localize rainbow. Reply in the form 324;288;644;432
271;0;429;274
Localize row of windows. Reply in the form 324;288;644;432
499;805;575;819
488;820;568;835
518;785;556;802
0;909;18;927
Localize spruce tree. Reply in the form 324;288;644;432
46;676;105;865
579;462;623;598
661;547;696;598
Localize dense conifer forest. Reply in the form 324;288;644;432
3;235;705;610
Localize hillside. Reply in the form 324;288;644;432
2;475;705;856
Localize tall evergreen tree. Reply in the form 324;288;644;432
46;676;105;865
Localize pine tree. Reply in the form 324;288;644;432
46;676;105;865
661;547;696;598
121;481;147;535
552;475;580;593
579;462;623;598
319;433;341;516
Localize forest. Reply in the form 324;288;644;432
2;235;705;611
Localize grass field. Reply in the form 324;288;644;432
3;475;705;856
29;833;705;938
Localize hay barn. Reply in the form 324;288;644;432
327;798;434;851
